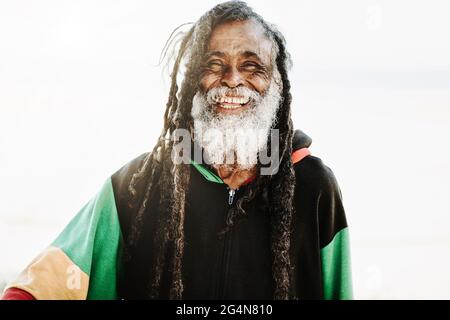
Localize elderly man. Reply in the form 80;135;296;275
2;1;352;300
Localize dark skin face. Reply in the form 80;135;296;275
199;19;275;189
200;19;275;116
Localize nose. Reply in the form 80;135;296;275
220;66;244;88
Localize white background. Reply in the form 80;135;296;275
1;0;450;299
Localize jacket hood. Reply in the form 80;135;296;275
292;129;312;151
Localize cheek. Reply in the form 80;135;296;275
247;75;271;94
200;73;220;92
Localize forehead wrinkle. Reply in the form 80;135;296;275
206;51;226;58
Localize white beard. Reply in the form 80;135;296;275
191;80;282;169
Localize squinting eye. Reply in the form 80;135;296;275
207;61;223;71
241;63;259;71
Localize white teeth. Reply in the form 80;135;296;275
213;96;250;105
221;103;241;109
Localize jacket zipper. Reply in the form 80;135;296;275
228;189;236;205
216;187;237;298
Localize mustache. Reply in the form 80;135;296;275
205;86;261;105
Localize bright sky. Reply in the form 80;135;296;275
1;0;450;299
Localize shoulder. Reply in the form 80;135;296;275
110;152;151;237
111;152;150;195
293;154;341;196
290;129;338;194
293;154;347;248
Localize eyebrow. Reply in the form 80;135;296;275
205;50;264;62
206;51;226;59
241;50;262;60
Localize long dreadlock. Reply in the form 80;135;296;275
126;1;296;300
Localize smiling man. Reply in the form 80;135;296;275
191;18;284;189
2;1;352;300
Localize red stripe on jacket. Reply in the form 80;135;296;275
1;287;36;300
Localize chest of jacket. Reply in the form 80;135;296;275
119;163;323;299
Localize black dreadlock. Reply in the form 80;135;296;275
126;1;296;300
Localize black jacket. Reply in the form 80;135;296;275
112;129;353;299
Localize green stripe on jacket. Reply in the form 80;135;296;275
320;227;353;300
52;177;122;300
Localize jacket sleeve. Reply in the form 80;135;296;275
318;166;353;300
1;178;123;300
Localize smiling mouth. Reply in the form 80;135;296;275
212;96;251;110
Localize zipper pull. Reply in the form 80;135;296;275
228;189;236;205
